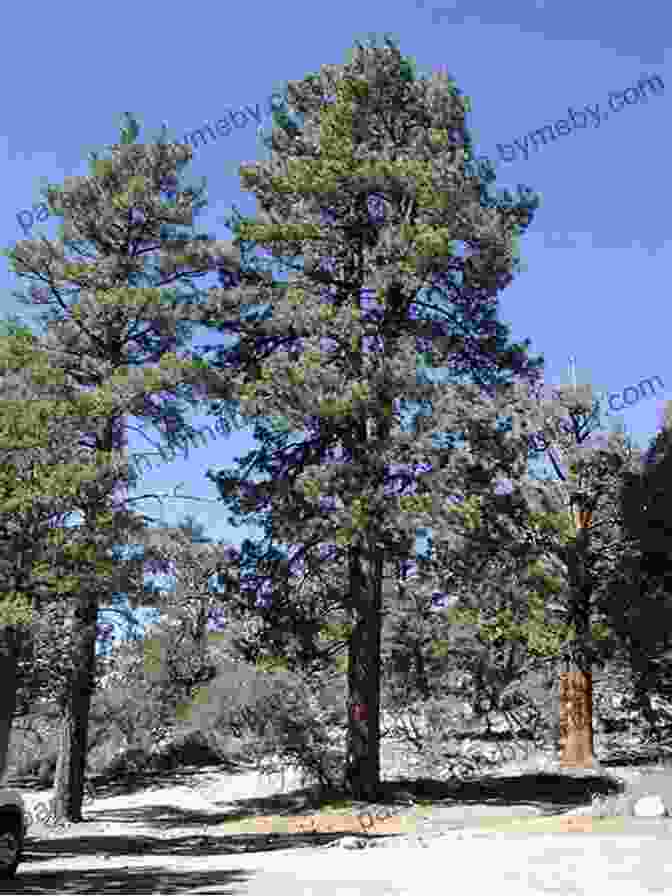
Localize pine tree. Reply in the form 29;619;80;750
0;313;143;776
432;379;649;769
601;404;672;741
0;314;157;718
194;37;542;799
0;113;257;821
0;316;192;806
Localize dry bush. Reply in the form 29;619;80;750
6;701;61;784
13;579;672;794
181;655;349;796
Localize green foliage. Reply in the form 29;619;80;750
429;378;650;705
0;115;276;822
318;622;354;642
6;49;669;797
119;112;141;145
192;41;543;798
143;636;165;678
0;593;33;626
254;654;290;673
0;313;35;340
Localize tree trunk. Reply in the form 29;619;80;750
559;668;595;768
559;516;598;770
52;415;123;823
0;626;19;784
343;542;384;801
51;591;98;823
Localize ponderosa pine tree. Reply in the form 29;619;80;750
0;114;266;820
429;379;650;769
0;317;158;724
190;37;544;799
0;313;143;777
0;316;195;808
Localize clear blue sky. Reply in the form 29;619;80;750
0;0;668;652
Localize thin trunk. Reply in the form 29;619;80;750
51;591;98;822
344;542;384;801
414;642;431;702
0;626;19;783
52;415;122;822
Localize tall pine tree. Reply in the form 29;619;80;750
433;379;650;769
193;37;543;799
0;114;262;820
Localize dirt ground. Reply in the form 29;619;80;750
9;755;672;894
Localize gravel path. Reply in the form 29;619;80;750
16;824;672;894
12;747;672;893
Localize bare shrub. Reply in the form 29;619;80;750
182;656;348;796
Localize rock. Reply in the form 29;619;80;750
327;836;369;849
633;795;668;818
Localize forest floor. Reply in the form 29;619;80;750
10;738;672;893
